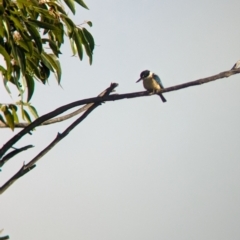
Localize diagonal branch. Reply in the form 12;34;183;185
0;145;34;167
0;83;118;165
0;68;239;160
0;83;118;195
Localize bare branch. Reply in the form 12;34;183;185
0;83;118;194
0;145;34;167
1;68;239;129
0;68;239;160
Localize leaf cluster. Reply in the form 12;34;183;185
0;0;94;130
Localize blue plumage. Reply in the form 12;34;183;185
152;73;164;89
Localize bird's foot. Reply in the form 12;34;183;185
148;90;155;95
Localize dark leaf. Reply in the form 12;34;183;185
0;45;12;79
82;27;94;52
64;0;75;14
25;22;42;53
28;19;58;30
74;0;89;9
3;77;11;94
41;52;54;71
48;54;62;84
78;28;92;64
16;46;26;76
86;21;92;27
25;73;35;102
27;105;39;119
9;105;19;123
3;106;14;130
23;109;31;123
73;28;83;60
42;38;61;56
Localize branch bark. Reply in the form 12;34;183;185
0;101;96;128
0;68;239;160
0;83;118;194
1;68;239;129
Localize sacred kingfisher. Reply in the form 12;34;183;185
136;70;167;102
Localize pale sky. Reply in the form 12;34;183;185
1;0;240;239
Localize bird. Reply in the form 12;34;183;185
136;70;167;102
231;60;240;70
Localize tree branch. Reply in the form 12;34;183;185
0;68;239;160
0;102;96;128
1;68;239;129
0;145;34;167
0;83;118;194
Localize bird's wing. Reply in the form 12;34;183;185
153;73;164;89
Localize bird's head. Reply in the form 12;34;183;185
136;70;151;83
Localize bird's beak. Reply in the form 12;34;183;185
136;78;142;83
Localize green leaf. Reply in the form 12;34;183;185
78;28;92;64
82;27;95;52
60;15;75;36
55;23;64;44
18;40;31;52
86;21;92;27
47;2;67;15
27;105;39;119
48;54;62;84
23;109;31;123
0;4;4;15
42;38;61;56
0;45;12;79
13;64;21;81
8;14;25;32
0;16;4;37
69;38;77;56
9;105;19;124
74;0;89;9
25;74;35;102
73;28;83;60
3;107;14;130
26;58;41;79
3;77;11;94
28;19;58;30
2;18;10;40
17;0;38;7
16;46;26;76
31;6;57;21
25;22;42;53
41;52;54;72
42;52;61;83
64;0;75;14
39;62;50;83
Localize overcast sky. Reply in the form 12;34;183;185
1;0;240;239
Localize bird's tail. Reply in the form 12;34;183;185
158;93;167;103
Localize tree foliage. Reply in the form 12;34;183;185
0;0;94;130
